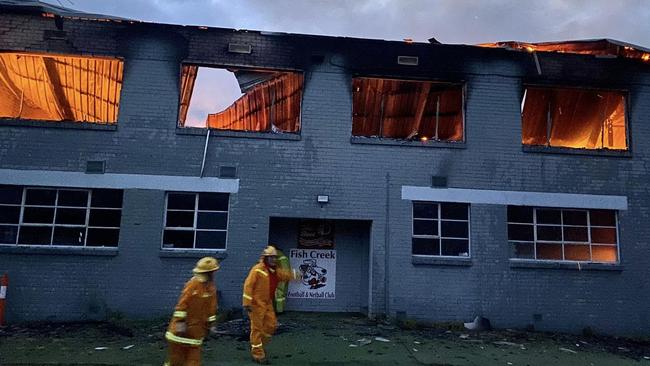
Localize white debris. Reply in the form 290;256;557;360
413;341;421;345
559;347;577;354
349;344;358;348
122;345;134;350
374;337;390;342
493;341;521;347
412;348;418;352
459;334;470;339
94;347;108;351
356;338;372;346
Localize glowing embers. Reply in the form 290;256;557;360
0;52;123;123
521;87;627;150
352;78;464;141
178;65;303;133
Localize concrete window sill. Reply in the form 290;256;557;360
0;245;118;256
0;118;117;131
509;259;623;272
176;127;301;141
522;145;631;158
351;136;466;149
159;249;228;259
412;255;473;266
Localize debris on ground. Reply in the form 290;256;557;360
94;346;108;350
122;345;134;350
464;316;492;331
374;336;390;342
559;347;578;354
356;338;372;346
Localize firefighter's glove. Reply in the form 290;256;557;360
290;269;302;281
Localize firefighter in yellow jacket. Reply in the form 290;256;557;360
164;257;219;366
243;246;299;363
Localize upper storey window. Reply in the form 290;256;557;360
521;87;627;150
352;77;464;142
178;65;303;133
0;52;123;124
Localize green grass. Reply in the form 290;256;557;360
1;312;648;365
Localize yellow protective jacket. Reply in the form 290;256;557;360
243;261;295;308
166;275;217;347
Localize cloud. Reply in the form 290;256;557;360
46;0;648;47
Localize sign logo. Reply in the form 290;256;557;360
287;249;336;299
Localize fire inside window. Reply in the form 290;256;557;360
521;87;628;150
507;206;619;263
178;65;303;133
0;52;123;124
352;77;464;141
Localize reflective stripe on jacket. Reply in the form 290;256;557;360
166;275;217;346
243;260;295;308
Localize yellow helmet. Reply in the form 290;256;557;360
193;257;220;273
262;246;278;257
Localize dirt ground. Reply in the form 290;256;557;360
1;312;649;365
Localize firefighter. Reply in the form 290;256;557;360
243;246;299;363
273;247;290;313
164;257;219;366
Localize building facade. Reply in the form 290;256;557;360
0;2;649;335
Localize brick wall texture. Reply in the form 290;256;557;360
0;12;648;335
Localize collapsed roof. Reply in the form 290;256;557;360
478;39;650;62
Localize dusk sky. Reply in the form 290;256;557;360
44;0;650;126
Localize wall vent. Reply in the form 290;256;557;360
228;43;252;54
431;176;447;187
397;55;419;66
86;160;105;174
219;166;237;178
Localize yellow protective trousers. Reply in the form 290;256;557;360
249;304;277;361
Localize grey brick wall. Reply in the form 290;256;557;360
0;12;648;336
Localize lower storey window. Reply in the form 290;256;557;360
507;206;618;263
412;202;470;257
0;185;123;247
162;192;229;250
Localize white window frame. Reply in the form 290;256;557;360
162;192;229;251
507;207;620;264
0;186;122;248
411;201;471;258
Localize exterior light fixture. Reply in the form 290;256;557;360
317;195;329;204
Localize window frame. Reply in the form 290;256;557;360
0;186;122;248
520;84;630;151
176;63;305;135
161;192;229;251
351;76;466;143
507;206;621;264
0;51;124;126
411;201;471;258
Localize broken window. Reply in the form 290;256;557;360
507;206;619;263
0;185;123;247
352;78;464;141
0;52;123;123
178;65;303;133
412;202;470;257
162;192;229;250
521;87;627;150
